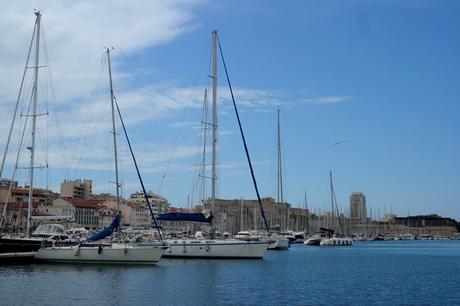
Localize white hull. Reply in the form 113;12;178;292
34;243;165;264
320;237;353;246
304;237;322;246
163;239;269;258
268;235;290;250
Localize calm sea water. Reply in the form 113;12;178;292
1;241;460;305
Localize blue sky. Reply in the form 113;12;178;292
1;0;459;219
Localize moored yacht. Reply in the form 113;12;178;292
159;31;271;259
304;233;323;246
164;238;268;259
35;242;164;264
34;46;166;264
320;236;353;246
1;221;76;256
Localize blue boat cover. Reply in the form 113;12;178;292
157;212;213;223
87;214;121;242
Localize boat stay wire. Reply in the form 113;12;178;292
114;99;165;244
217;35;270;233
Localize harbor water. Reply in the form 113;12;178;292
1;241;459;305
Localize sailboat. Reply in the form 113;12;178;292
0;12;77;259
35;47;165;264
319;172;353;246
267;109;290;250
159;31;269;259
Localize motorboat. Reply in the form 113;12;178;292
304;233;323;246
268;232;289;250
1;222;76;255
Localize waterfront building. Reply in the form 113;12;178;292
128;191;170;215
203;197;309;234
98;204;118;228
60;179;92;200
0;201;43;231
0;178;18;189
0;187;53;204
38;197;100;229
350;192;367;222
394;214;459;237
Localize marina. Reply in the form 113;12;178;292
1;241;460;305
1;2;460;305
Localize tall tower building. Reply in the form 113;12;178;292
350;192;366;222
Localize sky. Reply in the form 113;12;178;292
0;0;459;219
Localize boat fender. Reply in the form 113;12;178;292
98;244;103;255
124;247;128;254
205;244;210;252
183;245;186;253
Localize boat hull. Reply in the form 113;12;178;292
320;237;353;246
304;237;322;246
0;237;44;254
268;237;290;250
163;239;269;259
34;243;165;264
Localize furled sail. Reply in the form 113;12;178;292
158;209;213;223
87;214;121;242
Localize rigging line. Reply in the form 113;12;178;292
1;84;34;225
72;52;107;177
114;99;165;244
0;19;37;178
41;23;70;178
217;36;270;233
72;52;107;178
190;89;209;206
156;37;210;195
333;186;344;234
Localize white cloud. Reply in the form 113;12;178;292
0;0;202;104
302;95;352;105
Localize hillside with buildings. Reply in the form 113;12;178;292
0;179;458;238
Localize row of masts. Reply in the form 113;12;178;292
0;12;122;238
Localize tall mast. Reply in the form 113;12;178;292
329;171;335;232
305;190;309;233
277;108;283;203
211;30;218;211
26;11;41;237
199;89;208;203
107;48;120;214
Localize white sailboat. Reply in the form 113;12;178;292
266;109;290;250
161;31;269;258
0;12;78;259
319;172;353;247
35;46;165;264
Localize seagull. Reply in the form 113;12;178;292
329;140;349;149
